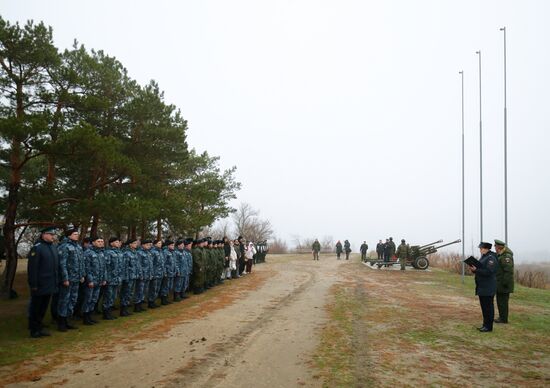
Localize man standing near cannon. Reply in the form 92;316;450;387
494;239;514;324
395;239;410;271
360;241;368;262
312;239;321;261
376;240;384;261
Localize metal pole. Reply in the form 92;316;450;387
476;50;483;242
460;70;465;284
500;26;508;244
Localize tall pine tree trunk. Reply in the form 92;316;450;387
1;143;22;299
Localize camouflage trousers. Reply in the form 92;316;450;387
103;284;119;310
400;257;407;270
134;279;145;304
148;278;162;302
174;275;185;293
160;276;174;297
120;280;135;307
57;281;80;317
183;273;191;293
83;285;101;313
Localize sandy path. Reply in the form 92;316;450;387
13;255;344;388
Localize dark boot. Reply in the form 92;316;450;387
83;313;94;325
103;309;115;320
57;316;68;332
161;296;169;305
134;303;140;313
65;317;77;330
173;292;181;302
148;300;158;309
89;313;99;324
120;306;129;317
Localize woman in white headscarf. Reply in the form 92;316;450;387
244;242;256;274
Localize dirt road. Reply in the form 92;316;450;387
11;255;345;388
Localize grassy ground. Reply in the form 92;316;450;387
313;257;550;387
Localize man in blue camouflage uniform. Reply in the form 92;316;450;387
160;240;176;305
57;227;85;331
148;239;164;308
120;238;140;317
173;240;186;302
135;239;153;312
182;238;194;298
82;237;106;325
102;237;122;320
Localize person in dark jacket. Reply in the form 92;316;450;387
335;241;343;260
27;226;59;338
360;241;368;262
376;240;384;260
469;242;498;332
494;239;514;324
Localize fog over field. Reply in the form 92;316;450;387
4;0;549;262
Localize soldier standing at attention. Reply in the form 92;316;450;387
102;237;121;320
182;238;194;297
57;227;84;331
312;239;321;261
344;240;351;260
173;240;185;301
468;242;498;333
395;239;410;271
160;240;176;305
142;239;154;307
335;241;343;260
136;239;153;310
360;241;368;262
388;237;396;259
28;226;59;338
148;239;164;308
191;239;203;294
494;239;514;324
376;240;384;260
82;237;106;325
120;238;139;317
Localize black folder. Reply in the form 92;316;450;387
464;256;481;268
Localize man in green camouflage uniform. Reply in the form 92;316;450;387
395;239;409;271
311;239;321;261
494;239;514;324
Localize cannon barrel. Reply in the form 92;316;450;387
418;240;443;249
433;239;461;250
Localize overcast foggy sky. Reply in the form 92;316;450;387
3;1;550;262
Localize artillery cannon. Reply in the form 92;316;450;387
368;239;461;270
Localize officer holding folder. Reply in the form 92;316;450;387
465;242;498;332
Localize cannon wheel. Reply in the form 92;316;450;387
410;259;418;269
414;256;429;270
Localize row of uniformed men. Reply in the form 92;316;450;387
51;228;232;332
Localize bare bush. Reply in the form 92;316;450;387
429;252;466;275
269;237;288;254
515;263;550;290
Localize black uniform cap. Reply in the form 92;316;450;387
141;238;152;244
64;227;79;237
478;242;492;249
108;236;120;244
127;238;137;244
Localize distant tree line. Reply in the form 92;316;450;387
0;18;240;298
